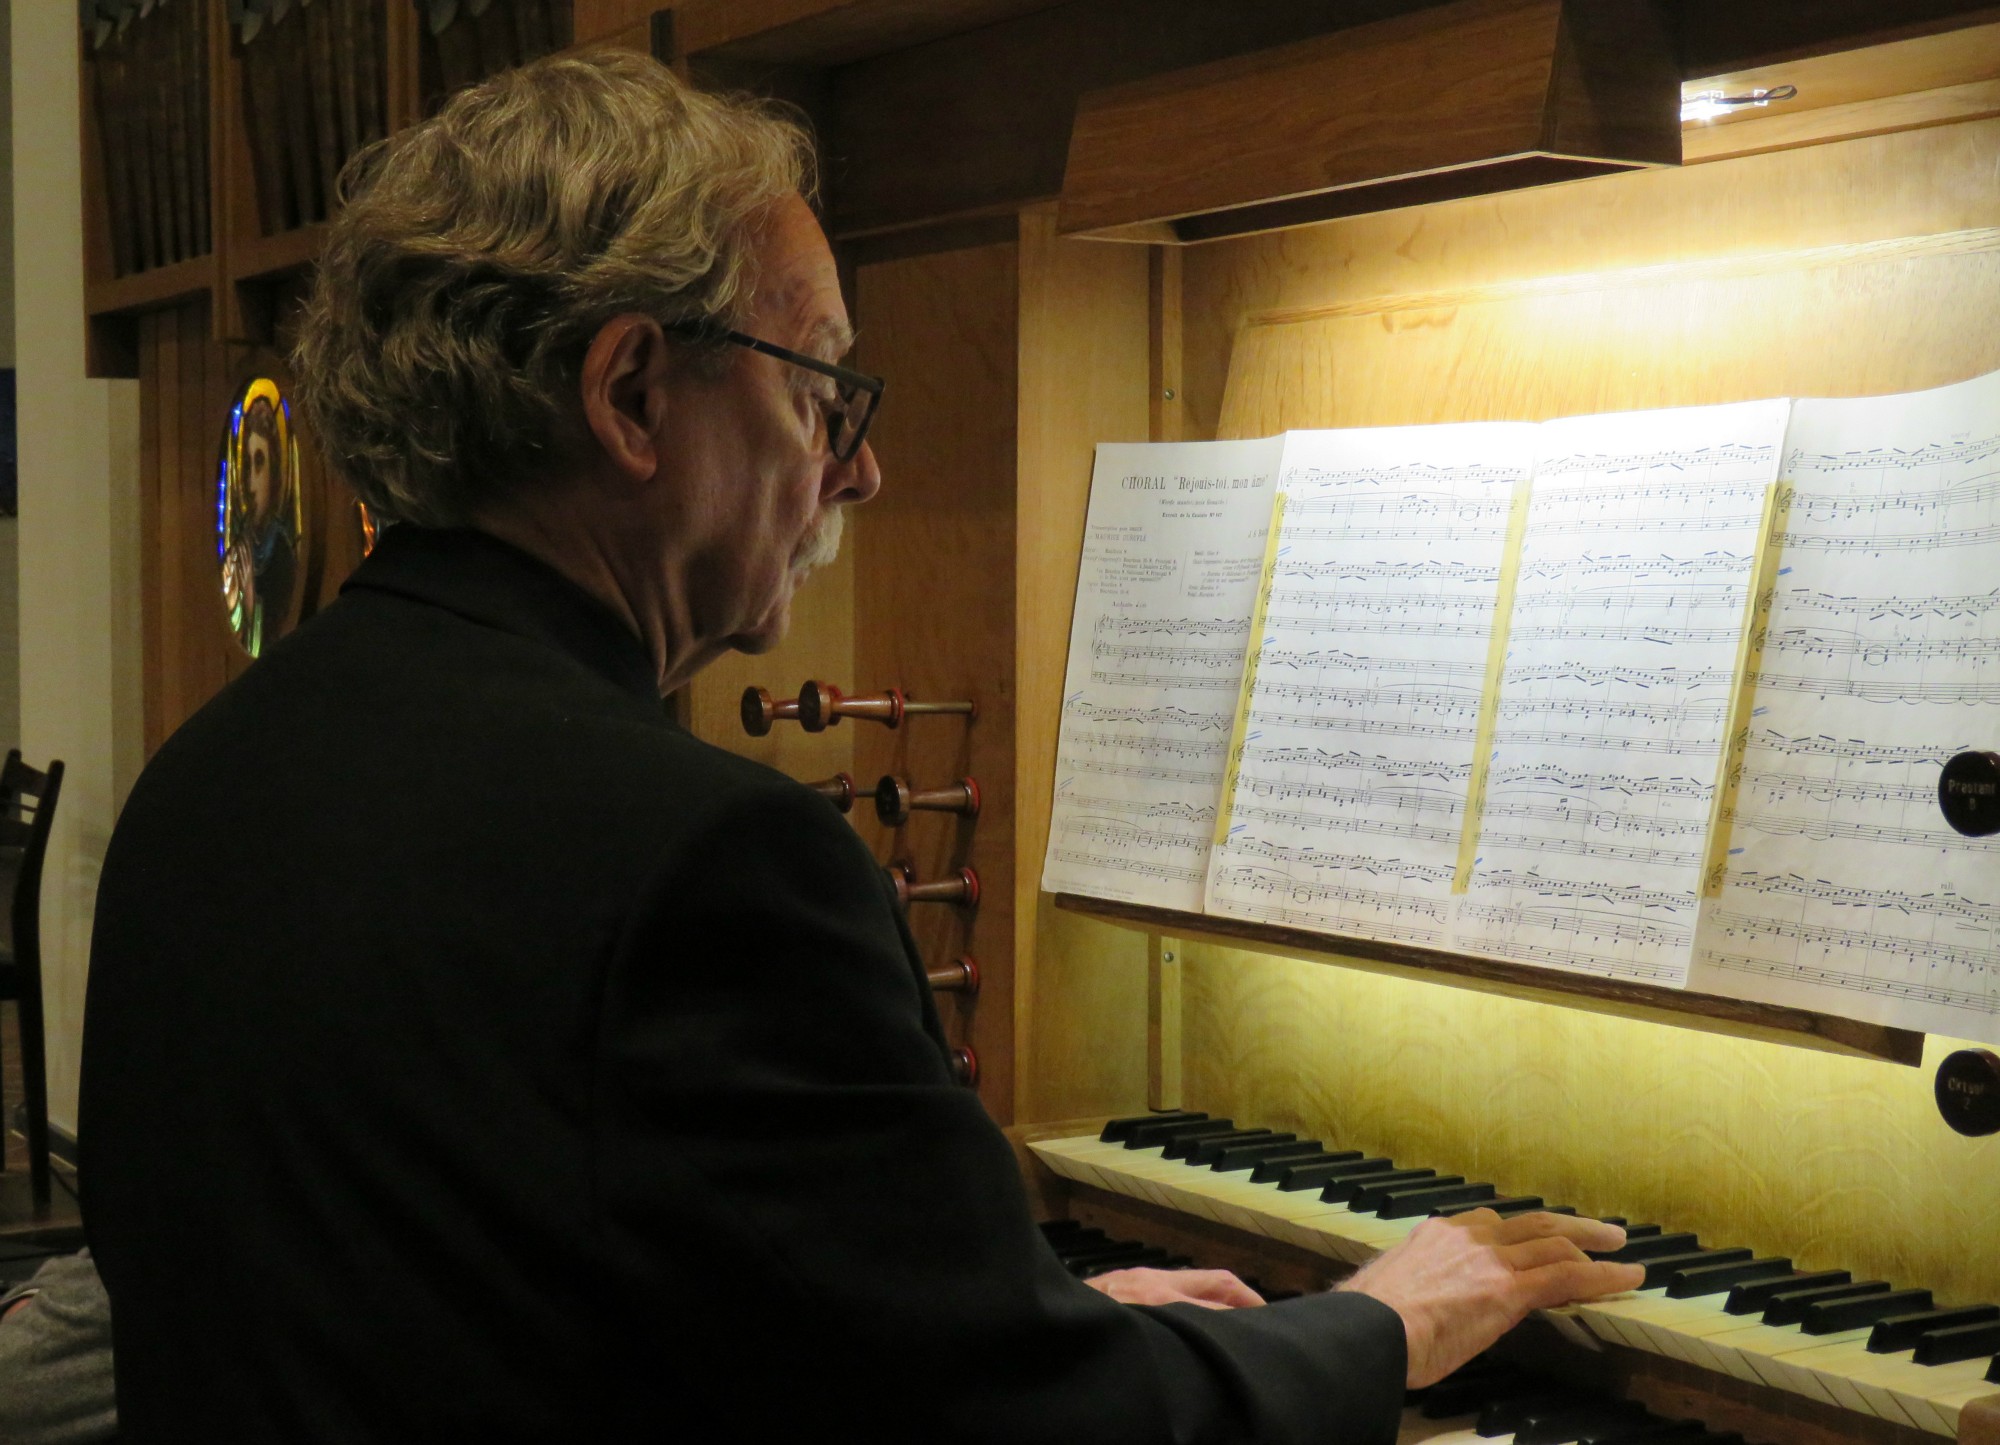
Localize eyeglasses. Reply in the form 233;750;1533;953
670;323;884;464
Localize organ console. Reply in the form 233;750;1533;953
884;861;980;911
925;955;980;994
1018;1113;2000;1445
874;775;981;827
797;681;976;733
806;772;857;813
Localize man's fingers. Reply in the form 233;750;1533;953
1489;1210;1628;1254
1516;1258;1647;1310
1172;1269;1267;1309
1496;1235;1589;1273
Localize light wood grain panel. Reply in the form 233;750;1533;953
1014;203;1153;1122
1180;118;2000;442
1181;943;2000;1302
1152;110;2000;1307
1685;17;2000;118
1684;79;2000;162
850;239;1019;1119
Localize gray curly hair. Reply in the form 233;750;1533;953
292;50;815;527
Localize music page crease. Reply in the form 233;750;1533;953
1204;423;1534;945
1457;400;1792;985
1042;439;1283;910
1693;370;2000;1045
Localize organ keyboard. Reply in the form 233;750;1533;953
1024;1118;2000;1445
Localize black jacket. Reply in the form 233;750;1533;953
80;525;1406;1443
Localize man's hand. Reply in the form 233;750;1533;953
1339;1210;1644;1386
1085;1266;1265;1310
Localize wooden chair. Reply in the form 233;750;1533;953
0;750;63;1211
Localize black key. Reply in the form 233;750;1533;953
1382;1182;1496;1219
1591;1232;1700;1264
1641;1247;1752;1290
1077;1248;1175;1276
1438;1195;1544;1218
1128;1117;1234;1150
1280;1156;1394;1192
1666;1256;1793;1299
1765;1280;1890;1328
1617;1223;1665;1240
1352;1174;1464;1214
1581;1417;1708;1445
1209;1137;1316;1172
1165;1127;1269;1161
1988;1352;1999;1382
1803;1287;1932;1335
1516;1402;1650;1445
1478;1391;1585;1437
1185;1130;1289;1166
1101;1110;1205;1143
1419;1365;1531;1418
1914;1317;2000;1365
1725;1269;1851;1315
1253;1148;1360;1183
1324;1167;1436;1206
1869;1304;2000;1353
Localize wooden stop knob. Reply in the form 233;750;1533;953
950;1046;979;1088
874;776;981;826
740;686;800;737
926;956;980;994
807;773;855;813
885;861;980;910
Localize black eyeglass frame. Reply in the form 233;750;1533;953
669;322;884;464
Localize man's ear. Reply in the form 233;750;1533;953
579;315;673;485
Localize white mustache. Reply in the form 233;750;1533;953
794;505;845;573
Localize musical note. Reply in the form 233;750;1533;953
1206;420;1536;942
1692;368;2000;1042
1041;437;1285;910
1462;398;1793;985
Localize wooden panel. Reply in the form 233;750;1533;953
851;240;1020;1120
1685;79;2000;162
1118;114;2000;1307
824;1;1444;240
672;0;1072;66
1675;0;2000;76
571;0;659;47
1686;15;2000;113
1058;0;1680;242
1057;895;1923;1065
1180;942;2000;1302
1013;204;1154;1122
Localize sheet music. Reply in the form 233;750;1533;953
1204;424;1535;943
1691;371;2000;1043
1042;439;1283;909
1457;401;1791;985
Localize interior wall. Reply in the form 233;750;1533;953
1152;117;2000;1301
13;0;145;1134
0;0;17;755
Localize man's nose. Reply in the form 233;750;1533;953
827;439;882;506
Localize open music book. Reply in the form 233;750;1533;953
1044;370;2000;1046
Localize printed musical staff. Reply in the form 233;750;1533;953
1042;438;1284;910
1206;421;1534;944
1459;400;1790;984
1692;368;2000;1042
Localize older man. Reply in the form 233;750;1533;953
79;52;1639;1444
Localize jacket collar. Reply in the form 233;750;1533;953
341;525;664;704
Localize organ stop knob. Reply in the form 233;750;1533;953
950;1046;978;1087
885;861;980;910
806;773;856;813
798;681;975;733
1939;750;2000;837
875;775;980;827
926;955;980;995
739;687;800;737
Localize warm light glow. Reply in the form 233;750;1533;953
1681;85;1799;125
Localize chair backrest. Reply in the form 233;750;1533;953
0;749;65;973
